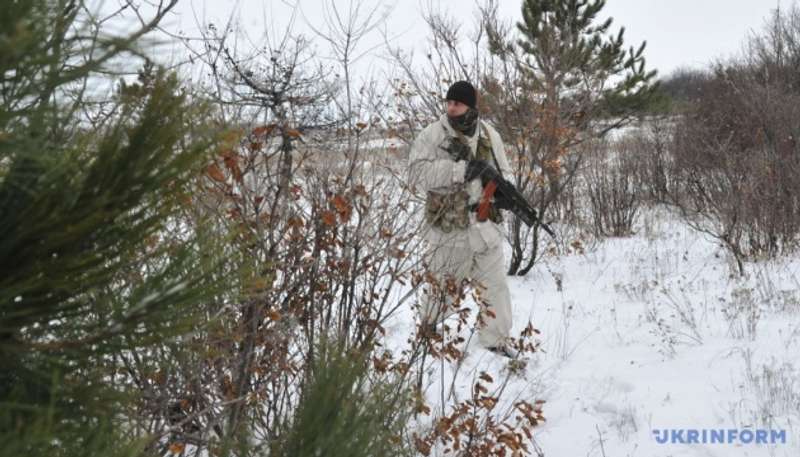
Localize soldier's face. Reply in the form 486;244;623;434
446;100;469;117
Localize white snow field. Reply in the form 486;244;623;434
385;205;800;456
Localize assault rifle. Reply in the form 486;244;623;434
474;167;556;238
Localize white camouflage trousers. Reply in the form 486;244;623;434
419;223;513;348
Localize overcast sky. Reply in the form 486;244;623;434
156;0;782;79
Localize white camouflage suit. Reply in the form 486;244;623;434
408;113;514;348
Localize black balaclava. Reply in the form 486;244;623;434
445;81;479;137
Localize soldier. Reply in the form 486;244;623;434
408;80;516;358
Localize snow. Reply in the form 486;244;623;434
384;205;800;456
361;137;402;151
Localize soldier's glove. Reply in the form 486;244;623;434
464;159;495;187
447;138;472;162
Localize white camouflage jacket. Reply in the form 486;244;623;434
408;113;513;249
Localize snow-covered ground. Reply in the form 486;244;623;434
386;205;800;456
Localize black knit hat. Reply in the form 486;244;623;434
445;80;477;109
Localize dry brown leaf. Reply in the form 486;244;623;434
321;211;336;226
252;124;276;136
331;194;352;221
287;217;305;228
206;164;226;182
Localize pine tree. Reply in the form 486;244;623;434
483;0;659;274
0;2;223;455
270;339;413;457
516;0;658;117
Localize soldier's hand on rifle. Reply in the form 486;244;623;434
464;159;495;186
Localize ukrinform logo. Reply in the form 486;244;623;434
652;429;787;445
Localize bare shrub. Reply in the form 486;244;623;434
583;137;641;237
642;286;704;359
668;67;800;273
410;320;545;456
720;287;761;340
666;5;800;274
739;349;800;428
113;5;430;453
628;117;676;205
